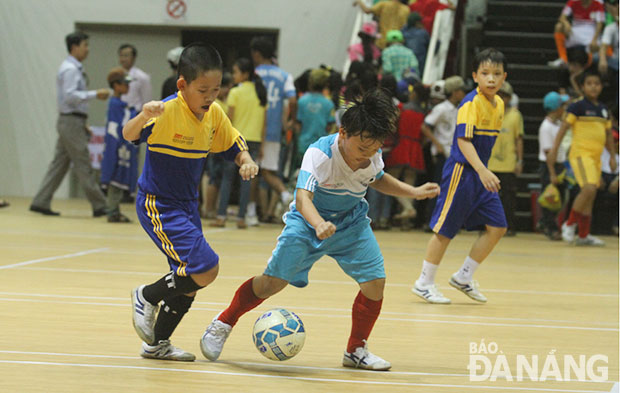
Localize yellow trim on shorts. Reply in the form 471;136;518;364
145;194;187;276
433;163;464;233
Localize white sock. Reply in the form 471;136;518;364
417;260;439;286
281;190;292;204
455;256;480;284
247;202;257;217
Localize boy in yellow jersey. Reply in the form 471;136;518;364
123;43;259;361
412;48;508;304
547;70;617;246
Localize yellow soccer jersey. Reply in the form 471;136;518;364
137;92;247;200
451;87;505;166
566;98;611;157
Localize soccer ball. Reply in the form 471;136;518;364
252;308;306;361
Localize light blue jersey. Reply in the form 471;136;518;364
291;133;384;223
263;133;386;288
255;64;296;142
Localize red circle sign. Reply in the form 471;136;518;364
167;0;187;19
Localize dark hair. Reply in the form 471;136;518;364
234;57;267;107
567;46;589;66
473;48;507;72
295;69;312;95
118;44;137;57
65;31;88;53
177;42;223;84
379;74;397;99
579;69;602;86
360;69;378;93
221;71;233;87
250;36;275;60
340;89;399;141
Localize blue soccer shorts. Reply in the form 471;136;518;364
430;161;507;239
136;192;219;276
263;208;385;288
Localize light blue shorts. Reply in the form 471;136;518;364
263;204;385;288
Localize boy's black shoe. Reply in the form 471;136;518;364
93;208;107;217
29;205;60;216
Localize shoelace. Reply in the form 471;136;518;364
207;322;230;343
428;284;445;297
152;340;174;356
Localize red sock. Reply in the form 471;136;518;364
578;214;591;238
347;291;383;353
566;209;578;226
218;278;265;327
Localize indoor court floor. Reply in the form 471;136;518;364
0;197;618;392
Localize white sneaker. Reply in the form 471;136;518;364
343;340;391;371
412;281;451;304
246;214;259;227
140;339;195;361
131;285;159;344
200;314;232;361
449;274;487;303
547;58;566;68
561;222;577;243
575;234;605;247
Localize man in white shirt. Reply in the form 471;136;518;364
30;31;110;216
538;91;570;240
118;44;152;112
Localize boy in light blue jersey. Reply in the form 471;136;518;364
200;90;440;371
124;43;258;361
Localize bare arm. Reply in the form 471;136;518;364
590;22;604;52
122;100;164;141
546;120;570;184
296;189;336;240
369;172;439;199
227;106;235;122
353;0;372;14
235;150;259;181
515;135;524;176
457;137;501;192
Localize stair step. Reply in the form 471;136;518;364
487;1;564;20
486;15;557;34
482;31;556;50
500;47;557;65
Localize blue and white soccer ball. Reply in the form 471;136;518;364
252;308;306;361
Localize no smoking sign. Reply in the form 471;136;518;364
166;0;187;19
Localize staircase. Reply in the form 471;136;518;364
480;0;565;231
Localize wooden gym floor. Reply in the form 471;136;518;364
0;197;617;392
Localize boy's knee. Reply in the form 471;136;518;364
488;226;507;238
360;278;385;301
581;184;598;196
254;275;288;298
190;264;219;287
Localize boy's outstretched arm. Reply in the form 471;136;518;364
296;189;336;240
123;101;164;142
370;173;440;200
457;137;501;192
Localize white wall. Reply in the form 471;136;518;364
0;0;356;197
